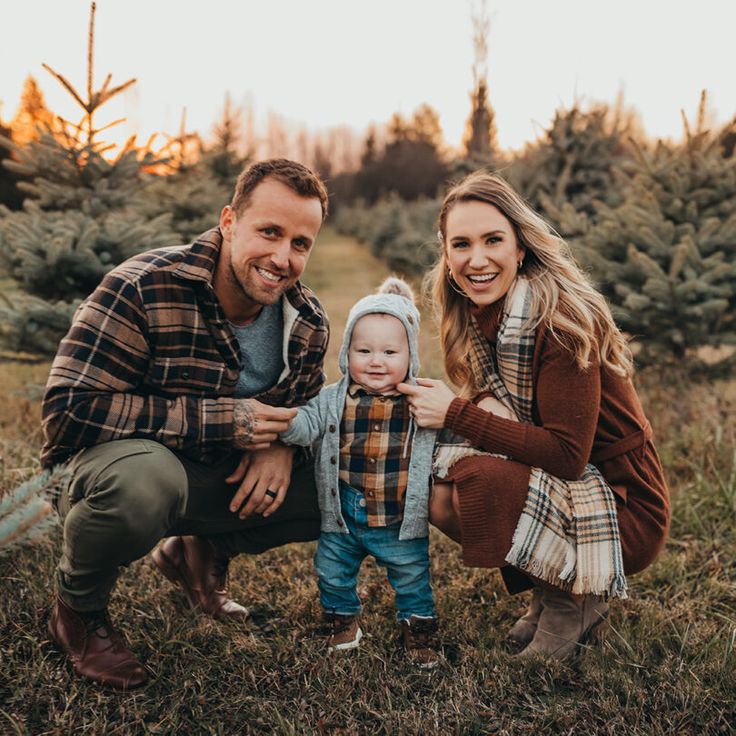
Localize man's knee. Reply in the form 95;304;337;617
69;440;188;534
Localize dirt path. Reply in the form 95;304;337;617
303;227;443;381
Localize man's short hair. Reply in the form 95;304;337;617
230;158;329;221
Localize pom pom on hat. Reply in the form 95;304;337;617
377;276;415;303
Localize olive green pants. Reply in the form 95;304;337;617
56;439;320;611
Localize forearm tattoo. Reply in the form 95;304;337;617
233;399;256;448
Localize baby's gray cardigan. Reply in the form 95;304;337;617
280;378;436;540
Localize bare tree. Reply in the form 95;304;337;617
462;0;499;159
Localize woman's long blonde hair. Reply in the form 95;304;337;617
429;171;633;394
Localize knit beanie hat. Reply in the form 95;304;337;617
338;277;421;379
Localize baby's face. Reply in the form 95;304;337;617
348;313;410;394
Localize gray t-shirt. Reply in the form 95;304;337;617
230;301;284;398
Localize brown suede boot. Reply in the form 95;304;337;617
400;616;442;669
517;586;609;659
324;612;363;652
507;587;543;646
48;596;148;690
152;536;249;621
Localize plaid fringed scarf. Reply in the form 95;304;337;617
433;277;628;599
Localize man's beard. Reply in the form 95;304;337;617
228;256;286;307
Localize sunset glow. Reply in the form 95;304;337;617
2;0;734;154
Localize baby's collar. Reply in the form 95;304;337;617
348;382;402;398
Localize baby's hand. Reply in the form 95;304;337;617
476;395;518;422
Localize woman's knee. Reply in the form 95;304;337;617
429;482;458;526
450;486;462;517
621;530;667;576
618;501;669;576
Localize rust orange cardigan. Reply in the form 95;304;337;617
442;301;670;576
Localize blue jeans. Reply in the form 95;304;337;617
314;482;436;621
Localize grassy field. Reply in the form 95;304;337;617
0;228;734;735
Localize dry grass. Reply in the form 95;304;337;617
0;230;734;735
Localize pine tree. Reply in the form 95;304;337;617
137;106;231;242
203;94;249;188
720;114;736;158
574;94;736;370
312;139;333;183
0;2;176;355
361;127;378;169
8;76;56;146
0;116;24;211
464;79;498;160
0;466;68;557
508;100;641;237
410;104;445;150
138;169;229;243
335;194;438;277
157;107;202;173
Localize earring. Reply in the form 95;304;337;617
517;259;523;270
446;267;468;298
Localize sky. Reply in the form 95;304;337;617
2;0;734;154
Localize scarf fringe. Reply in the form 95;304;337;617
433;445;502;479
505;542;629;599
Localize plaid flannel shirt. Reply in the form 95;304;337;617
41;227;329;468
339;384;412;526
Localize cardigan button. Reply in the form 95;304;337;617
330;456;337;465
337;518;344;527
329;424;336;433
331;488;336;496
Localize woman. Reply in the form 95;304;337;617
398;172;669;659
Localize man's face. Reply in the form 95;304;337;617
217;177;323;322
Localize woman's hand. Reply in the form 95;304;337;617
396;378;458;428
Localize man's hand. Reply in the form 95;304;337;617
396;378;457;429
225;443;295;519
232;399;297;451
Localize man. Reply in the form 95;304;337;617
41;158;330;689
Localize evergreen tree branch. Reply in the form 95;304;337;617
41;64;86;111
97;79;137;107
87;2;95;102
0;466;69;555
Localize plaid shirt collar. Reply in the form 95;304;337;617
172;227;324;328
347;382;402;399
41;227;329;468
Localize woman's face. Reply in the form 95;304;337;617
444;200;526;307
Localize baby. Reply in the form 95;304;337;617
280;277;439;667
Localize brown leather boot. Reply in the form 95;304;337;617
507;587;543;646
48;596;148;689
152;535;249;621
517;586;609;660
